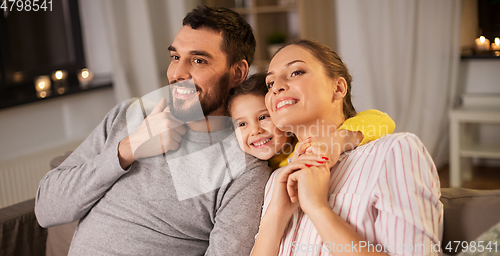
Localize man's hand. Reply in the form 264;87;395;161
118;98;186;169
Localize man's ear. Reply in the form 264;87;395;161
231;59;249;87
332;77;348;100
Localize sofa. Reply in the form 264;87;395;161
440;188;500;254
2;151;500;255
0;188;499;256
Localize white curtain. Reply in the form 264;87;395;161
101;0;202;102
334;0;462;167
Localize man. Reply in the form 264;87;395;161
35;6;271;255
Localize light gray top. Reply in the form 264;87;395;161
35;99;272;255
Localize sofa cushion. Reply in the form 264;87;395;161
458;220;500;256
46;221;78;256
440;188;500;255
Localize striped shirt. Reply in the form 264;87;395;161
261;133;443;256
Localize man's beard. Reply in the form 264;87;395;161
169;72;230;122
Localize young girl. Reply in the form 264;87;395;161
227;73;395;169
248;39;442;256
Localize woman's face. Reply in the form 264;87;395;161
265;45;339;133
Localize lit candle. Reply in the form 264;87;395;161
77;68;94;88
38;91;48;98
51;70;68;94
52;70;67;81
475;36;490;51
34;76;51;92
491;37;500;51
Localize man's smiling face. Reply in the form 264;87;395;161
166;25;233;121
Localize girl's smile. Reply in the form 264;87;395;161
230;94;290;160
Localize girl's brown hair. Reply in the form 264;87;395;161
227;72;268;116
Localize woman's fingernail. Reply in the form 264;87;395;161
322;157;329;160
306;137;312;140
317;161;325;164
305;164;312;167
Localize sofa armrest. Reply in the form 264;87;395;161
0;199;47;256
45;150;78;256
440;188;500;255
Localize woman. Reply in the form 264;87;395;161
251;39;443;256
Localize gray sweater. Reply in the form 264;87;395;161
35;99;272;255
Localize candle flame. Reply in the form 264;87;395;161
480;36;486;43
38;82;46;90
55;70;63;80
82;69;89;79
495;37;500;46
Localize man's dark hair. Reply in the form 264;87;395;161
227;73;268;116
183;5;256;67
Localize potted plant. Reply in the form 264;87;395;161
267;31;287;59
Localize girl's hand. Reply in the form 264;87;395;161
294;129;362;169
287;163;331;216
289;137;312;162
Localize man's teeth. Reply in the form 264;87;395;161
277;99;296;109
252;138;271;147
176;87;196;94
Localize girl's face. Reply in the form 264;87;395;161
230;94;290;160
265;45;343;135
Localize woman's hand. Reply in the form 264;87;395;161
267;155;326;221
287;163;331;216
252;156;327;256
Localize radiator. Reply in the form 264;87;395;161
0;140;82;209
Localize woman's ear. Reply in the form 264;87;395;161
231;60;249;87
332;77;348;100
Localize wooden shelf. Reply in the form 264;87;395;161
205;0;303;73
252;59;270;72
461;51;500;59
234;5;297;14
450;107;500;123
450;94;500;123
461;54;500;59
449;94;500;187
461;144;500;159
0;75;113;110
205;0;336;73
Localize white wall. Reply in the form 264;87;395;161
0;0;200;207
102;0;196;102
0;0;116;162
458;60;500;95
458;0;500;166
458;59;500;166
0;89;116;162
0;0;200;167
78;0;113;76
